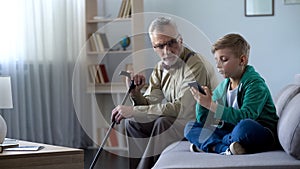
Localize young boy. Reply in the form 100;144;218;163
184;33;279;155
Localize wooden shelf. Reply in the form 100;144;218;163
85;0;144;151
87;82;127;94
87;18;132;24
87;82;148;94
87;50;132;55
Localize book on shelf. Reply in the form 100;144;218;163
94;33;105;52
90;33;101;52
88;65;99;84
99;33;110;50
88;64;109;84
88;33;96;52
118;0;132;18
95;65;104;84
88;65;94;83
126;0;132;18
118;0;127;18
89;33;110;52
94;32;110;52
99;64;109;83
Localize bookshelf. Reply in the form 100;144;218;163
85;0;145;152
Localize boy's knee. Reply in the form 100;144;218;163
239;119;256;125
235;119;258;132
184;121;200;138
231;119;261;141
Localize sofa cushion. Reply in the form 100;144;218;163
275;84;300;117
277;93;300;160
153;141;300;169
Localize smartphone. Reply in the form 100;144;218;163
188;81;206;95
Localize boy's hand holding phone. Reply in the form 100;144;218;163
188;81;206;95
188;81;217;112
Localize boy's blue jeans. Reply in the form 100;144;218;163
184;119;275;153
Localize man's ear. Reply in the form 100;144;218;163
178;35;183;44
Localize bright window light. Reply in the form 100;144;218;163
0;1;25;61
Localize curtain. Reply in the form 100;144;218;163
0;0;91;148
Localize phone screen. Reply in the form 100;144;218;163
188;81;206;95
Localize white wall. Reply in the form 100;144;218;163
144;0;300;97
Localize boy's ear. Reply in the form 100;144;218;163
240;54;248;66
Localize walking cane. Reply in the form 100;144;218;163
89;71;135;169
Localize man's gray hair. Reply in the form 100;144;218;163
148;16;179;39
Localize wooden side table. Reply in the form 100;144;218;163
0;140;84;169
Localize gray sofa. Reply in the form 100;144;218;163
153;75;300;169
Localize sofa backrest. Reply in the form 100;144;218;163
275;74;300;160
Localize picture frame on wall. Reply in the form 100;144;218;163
284;0;300;4
245;0;274;17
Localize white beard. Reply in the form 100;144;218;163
162;53;179;66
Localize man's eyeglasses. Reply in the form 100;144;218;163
153;36;180;50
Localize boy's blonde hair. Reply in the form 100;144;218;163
211;33;250;58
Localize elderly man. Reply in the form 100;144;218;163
111;16;218;169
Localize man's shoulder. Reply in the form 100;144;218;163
184;51;204;64
185;52;211;71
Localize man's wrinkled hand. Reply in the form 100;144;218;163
111;105;134;124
